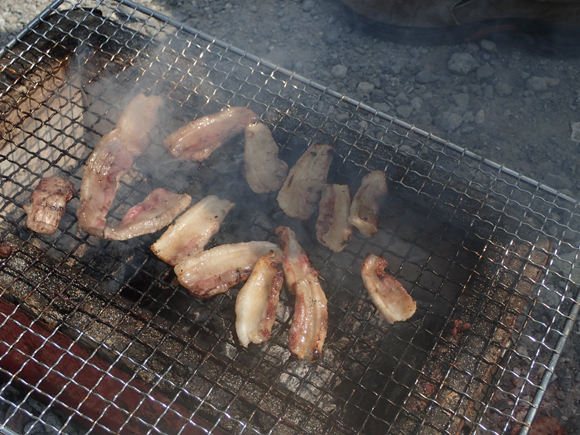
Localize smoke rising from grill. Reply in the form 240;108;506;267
1;3;577;435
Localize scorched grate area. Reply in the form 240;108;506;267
0;1;579;435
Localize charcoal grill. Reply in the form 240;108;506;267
1;1;579;434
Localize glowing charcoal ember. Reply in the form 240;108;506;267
103;189;191;241
243;122;288;194
151;195;235;266
23;177;75;235
276;144;334;221
174;241;281;298
164;106;258;162
361;254;416;324
315;184;353;252
348;170;388;238
235;253;283;347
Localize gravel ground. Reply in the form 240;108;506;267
2;0;580;434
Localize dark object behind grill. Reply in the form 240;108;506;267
0;2;578;435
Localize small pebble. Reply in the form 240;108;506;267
302;0;315;12
527;76;548;92
434;112;463;131
396;104;413;119
448;52;479;75
356;81;375;94
331;64;347;79
415;70;440;83
480;39;498;52
476;63;494;81
452;92;469;109
495;82;513;97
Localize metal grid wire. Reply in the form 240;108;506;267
0;0;579;434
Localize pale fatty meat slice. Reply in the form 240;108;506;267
243;122;289;194
151;195;235;266
24;177;75;235
235;253;284;347
103;188;191;241
164;106;259;162
315;184;353;252
276;144;334;221
348;170;388;238
175;241;281;298
76;94;163;237
361;254;416;324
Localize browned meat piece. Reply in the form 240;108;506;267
151;195;235;266
276;225;328;361
243;122;289;193
290;273;328;362
103;188;191;241
235;253;284;347
276;144;334;220
76;135;134;236
348;170;388;238
23;177;75;235
316;184;353;252
361;254;416;324
77;94;163;237
275;225;317;295
0;241;18;258
164;107;259;162
175;241;281;298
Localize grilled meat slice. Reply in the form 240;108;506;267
23;177;75;235
275;225;329;361
243;122;288;193
361;254;416;324
348;170;388;238
275;225;317;295
235;253;284;347
175;241;281;298
76;94;163;237
290;272;328;362
316;184;353;252
151;195;235;266
114;93;165;155
277;144;334;220
103;188;191;241
164;107;258;162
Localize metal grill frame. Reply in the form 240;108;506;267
0;1;579;434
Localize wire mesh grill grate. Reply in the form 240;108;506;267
0;1;579;434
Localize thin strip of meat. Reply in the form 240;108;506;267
24;177;75;235
175;242;281;298
115;94;165;155
348;170;388;238
289;272;328;362
276;144;334;220
316;184;353;252
103;188;191;241
275;225;328;361
275;226;316;295
243;122;288;193
151;195;235;266
164;107;259;162
76;94;163;237
361;254;416;324
235;253;284;347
